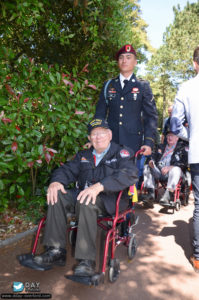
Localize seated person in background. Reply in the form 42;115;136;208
142;130;188;207
33;118;138;276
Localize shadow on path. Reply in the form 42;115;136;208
159;217;193;261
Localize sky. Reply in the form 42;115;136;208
139;0;198;49
137;0;198;74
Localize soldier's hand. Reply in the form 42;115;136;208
141;145;152;156
77;183;104;205
47;182;67;205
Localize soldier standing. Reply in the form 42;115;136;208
95;44;158;156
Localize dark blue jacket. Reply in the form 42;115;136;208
50;142;138;215
152;139;188;172
95;74;158;152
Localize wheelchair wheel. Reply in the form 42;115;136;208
109;259;120;283
128;234;137;260
175;200;181;211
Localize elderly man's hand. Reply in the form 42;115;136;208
47;182;67;205
161;166;173;175
148;160;155;168
77;183;104;205
140;145;152;156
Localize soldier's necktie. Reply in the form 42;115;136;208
123;79;128;89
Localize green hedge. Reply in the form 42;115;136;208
0;48;98;211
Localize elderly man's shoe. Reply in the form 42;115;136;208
74;259;96;276
33;246;66;266
160;190;173;205
143;189;154;208
190;256;199;273
143;198;154;208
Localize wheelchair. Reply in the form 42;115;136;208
139;169;191;213
17;151;142;286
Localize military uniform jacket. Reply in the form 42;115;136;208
95;74;158;152
50;142;138;215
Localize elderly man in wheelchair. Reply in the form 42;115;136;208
30;118;138;277
141;130;188;208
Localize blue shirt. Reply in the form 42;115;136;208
92;144;110;166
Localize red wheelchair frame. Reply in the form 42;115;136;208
18;150;142;286
27;189;138;285
139;173;190;213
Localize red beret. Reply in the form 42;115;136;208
116;44;137;60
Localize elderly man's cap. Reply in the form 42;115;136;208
116;44;137;60
88;118;109;134
166;129;175;135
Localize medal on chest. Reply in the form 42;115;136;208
108;87;117;100
131;87;139;101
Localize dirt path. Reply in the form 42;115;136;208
0;194;199;300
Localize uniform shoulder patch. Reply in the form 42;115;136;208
120;149;130;158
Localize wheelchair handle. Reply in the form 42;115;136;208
135;149;144;158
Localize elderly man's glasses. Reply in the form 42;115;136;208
90;131;108;138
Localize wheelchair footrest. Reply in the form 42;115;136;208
17;253;52;271
161;201;176;208
65;273;104;286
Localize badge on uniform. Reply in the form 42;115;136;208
81;157;89;163
120;149;130;158
131;87;139;101
109;88;116;93
108;88;116;100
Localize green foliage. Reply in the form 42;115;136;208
163;2;199;80
0;0;148;82
0;48;97;211
0;0;151;212
145;1;199;129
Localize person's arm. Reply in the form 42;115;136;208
47;153;81;204
100;150;138;192
77;182;104;205
161;166;173;175
47;182;67;205
77;148;138;205
141;81;158;155
170;88;189;141
170;141;188;170
50;153;81;185
94;81;109;119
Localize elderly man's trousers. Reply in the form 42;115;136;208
143;164;182;191
43;189;107;261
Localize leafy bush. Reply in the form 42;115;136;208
0;48;97;211
0;0;150;212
